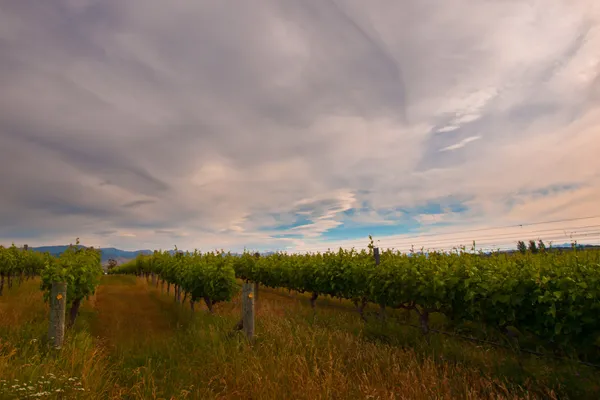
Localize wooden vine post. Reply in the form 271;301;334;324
48;282;67;349
242;282;255;342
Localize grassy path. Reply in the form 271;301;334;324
89;275;182;349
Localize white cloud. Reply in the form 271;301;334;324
436;125;460;133
439;136;482;152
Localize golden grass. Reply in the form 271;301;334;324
1;276;598;399
90;277;178;348
0;278;46;329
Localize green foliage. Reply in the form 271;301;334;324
0;244;48;277
0;244;49;295
538;239;547;253
233;246;600;357
0;245;17;277
111;249;238;307
529;240;539;254
40;239;103;306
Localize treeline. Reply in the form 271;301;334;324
513;239;590;254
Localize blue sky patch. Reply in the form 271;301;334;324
271;233;305;239
317;198;471;241
321;222;418;241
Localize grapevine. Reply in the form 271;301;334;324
110;249;238;312
0;244;48;295
232;247;600;355
40;239;103;327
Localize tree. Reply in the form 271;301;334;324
107;259;118;270
528;240;538;254
517;241;527;254
537;239;546;253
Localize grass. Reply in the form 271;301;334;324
0;276;598;399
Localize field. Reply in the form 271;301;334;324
1;274;599;399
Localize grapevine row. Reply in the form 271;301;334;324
234;246;600;354
110;250;238;312
114;245;600;356
0;245;48;295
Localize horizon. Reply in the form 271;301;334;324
9;232;598;255
1;1;599;254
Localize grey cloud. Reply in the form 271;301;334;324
21;197;113;218
94;230;118;236
11;131;169;195
122;200;156;209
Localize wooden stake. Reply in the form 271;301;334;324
242;282;255;342
48;282;67;349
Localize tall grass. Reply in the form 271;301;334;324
0;279;115;399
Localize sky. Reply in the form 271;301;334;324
1;0;600;253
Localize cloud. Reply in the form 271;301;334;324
439;136;481;152
122;200;156;209
0;0;599;253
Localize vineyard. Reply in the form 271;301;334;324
107;240;600;361
1;239;600;398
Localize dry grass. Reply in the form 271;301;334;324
90;277;179;348
0;278;46;329
1;276;598;399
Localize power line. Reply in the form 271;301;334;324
381;232;600;253
373;215;600;243
290;229;600;254
253;215;600;253
378;224;600;249
319;215;600;244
